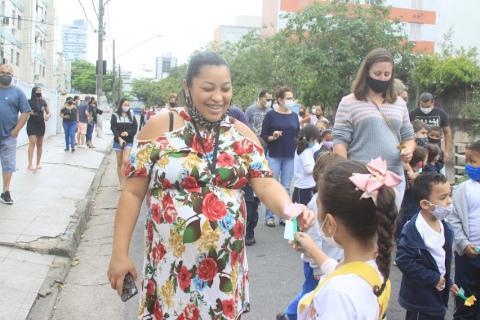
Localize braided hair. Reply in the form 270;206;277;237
319;160;397;296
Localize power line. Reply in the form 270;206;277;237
77;0;97;32
0;15;92;31
91;0;99;20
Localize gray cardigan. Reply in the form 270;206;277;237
448;181;473;255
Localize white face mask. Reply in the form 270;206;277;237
319;216;342;249
420;107;433;114
122;106;130;113
284;100;295;109
428;203;453;220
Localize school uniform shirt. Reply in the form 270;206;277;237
293;147;316;189
415;214;446;276
298;260;382;320
466;180;480;247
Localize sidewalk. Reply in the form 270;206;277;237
0;122;113;320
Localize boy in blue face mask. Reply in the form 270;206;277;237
396;172;459;320
449;140;480;318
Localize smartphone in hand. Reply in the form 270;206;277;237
121;272;138;302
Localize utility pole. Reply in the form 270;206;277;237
96;0;104;98
112;39;116;104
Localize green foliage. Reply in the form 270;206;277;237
462;89;480;130
130;68;185;106
216;2;414;108
411;47;480;96
71;60;97;94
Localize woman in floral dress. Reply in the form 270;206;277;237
108;51;314;320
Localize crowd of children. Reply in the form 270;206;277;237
273;98;480;320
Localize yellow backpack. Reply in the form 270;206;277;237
298;261;391;319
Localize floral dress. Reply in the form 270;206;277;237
127;108;272;320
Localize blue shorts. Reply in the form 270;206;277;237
113;141;133;151
0;136;17;173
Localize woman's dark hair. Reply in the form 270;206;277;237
116;98;132;122
410;146;427;168
425;143;440;163
275;86;293;103
352;48;397;104
30;86;41;100
319;160;397;297
296;124;320;155
185;51;229;88
312;152;344;182
412;120;428;133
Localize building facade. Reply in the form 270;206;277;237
0;0;59;144
62;19;87;62
261;0;480;54
214;16;261;47
155;53;177;80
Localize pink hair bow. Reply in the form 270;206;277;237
349;157;402;205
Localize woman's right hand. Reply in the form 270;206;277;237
107;254;138;296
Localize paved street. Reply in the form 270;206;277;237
47;152;455;320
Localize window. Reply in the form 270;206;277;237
42;66;45;77
409;23;422;41
16;52;20;66
3;16;9;25
412;0;423;10
10;49;14;63
17;15;21;30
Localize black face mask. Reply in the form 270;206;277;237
35;92;42;98
415;137;429;146
169;102;176;108
0;75;12;86
429;137;441;144
299;111;305;117
366;75;389;94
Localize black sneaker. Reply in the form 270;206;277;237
245;237;256;246
64;147;69;151
1;191;13;205
71;148;75;152
279;219;286;226
276;312;289;320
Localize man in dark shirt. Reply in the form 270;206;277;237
409;92;452;162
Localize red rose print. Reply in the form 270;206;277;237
233;221;244;239
162;193;177;224
249;170;262;178
230;250;239;267
181;176;201;193
197;257;218;281
153;300;164;320
146;279;156;297
233;139;254;156
151;203;162;224
152;243;166;264
192;135;214;154
178;266;192;291
222;299;235;319
125;162;132;174
155;136;169;150
239;201;247;220
147;220;153;244
178;304;200;320
202;193;227;221
216;152;235;167
231;176;248;189
162;178;173;189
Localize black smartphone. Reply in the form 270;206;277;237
121;272;138;302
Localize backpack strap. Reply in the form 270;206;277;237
298;261;391;319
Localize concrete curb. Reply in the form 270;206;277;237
25;147;113;320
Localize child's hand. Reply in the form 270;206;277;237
450;284;460;296
292;232;316;256
314;274;321;281
296;205;315;231
464;244;478;258
436;275;446;291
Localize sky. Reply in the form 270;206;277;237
55;0;263;78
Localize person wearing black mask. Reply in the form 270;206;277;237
332;48;415;208
26;86;51;171
409;92;452;164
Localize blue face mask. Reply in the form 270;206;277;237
307;142;315;148
466;164;480;181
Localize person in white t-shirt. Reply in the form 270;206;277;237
396;172;459;319
292;125;321;206
293;159;400;320
449;140;480;318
